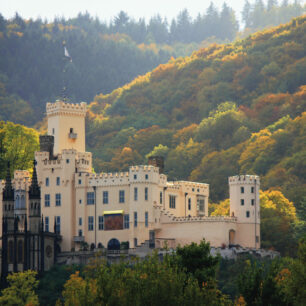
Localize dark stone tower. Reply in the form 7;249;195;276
148;156;164;174
3;162;14;231
39;135;54;160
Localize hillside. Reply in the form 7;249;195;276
87;15;306;208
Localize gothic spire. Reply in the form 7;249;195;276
29;160;40;199
3;162;14;201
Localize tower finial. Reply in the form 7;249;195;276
29;160;40;200
3;162;14;201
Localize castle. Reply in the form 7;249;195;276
0;100;260;273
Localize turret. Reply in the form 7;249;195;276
46;100;87;154
29;160;41;233
3;162;14;231
229;175;260;248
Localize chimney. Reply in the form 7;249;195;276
39;135;54;159
148;156;164;174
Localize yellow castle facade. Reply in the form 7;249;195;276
0;100;260;253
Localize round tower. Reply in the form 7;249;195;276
229;175;260;249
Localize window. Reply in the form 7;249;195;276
66;159;70;164
188;198;191;210
145;212;148;227
52;128;55;135
78;179;82;185
88;216;94;231
98;216;104;230
134;174;137;180
17;240;23;263
251;199;255;206
70;128;73;133
55;193;61;206
246;211;250;218
79;199;82;204
134;238;138;247
241;186;244;193
134;187;138;201
79;217;82;226
56;177;60;186
160;191;163;204
134;212;137;227
45;177;49;187
124;214;129;229
45;217;49;232
251;186;254;193
78;229;83;237
119;190;125;203
169;195;176;209
103;191;108;204
45;194;50;207
145;174;148;180
87;192;95;205
197;197;205;212
55;216;61;233
145;187;148;201
241;199;244;206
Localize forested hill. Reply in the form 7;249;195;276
0;1;305;126
87;15;306;209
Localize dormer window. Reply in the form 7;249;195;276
69;128;77;139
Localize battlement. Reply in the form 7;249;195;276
229;175;260;185
46;101;87;117
87;171;130;187
129;165;159;173
14;170;30;179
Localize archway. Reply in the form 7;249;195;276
229;229;236;245
107;238;120;250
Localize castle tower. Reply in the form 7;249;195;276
29;161;41;233
2;163;15;231
229;175;260;249
46;100;87;155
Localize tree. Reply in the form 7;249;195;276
175;239;220;287
242;0;252;28
278;237;306;305
0;121;39;179
0;270;39;305
260;190;297;255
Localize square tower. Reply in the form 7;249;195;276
46;101;87;154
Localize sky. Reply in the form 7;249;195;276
1;0;249;23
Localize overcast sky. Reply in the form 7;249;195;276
0;0;254;23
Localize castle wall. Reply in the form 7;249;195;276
156;218;237;248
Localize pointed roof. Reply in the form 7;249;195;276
3;162;14;201
29;160;40;200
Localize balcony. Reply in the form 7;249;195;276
69;132;78;139
73;236;85;243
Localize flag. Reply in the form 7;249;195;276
64;46;72;62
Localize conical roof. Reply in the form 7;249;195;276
29;160;40;199
3;162;14;201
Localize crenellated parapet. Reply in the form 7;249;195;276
229;175;260;185
46;101;87;118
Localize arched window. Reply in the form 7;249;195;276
8;240;14;263
17;240;23;263
15;195;20;209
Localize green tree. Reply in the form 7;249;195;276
0;271;39;306
175;239;220;287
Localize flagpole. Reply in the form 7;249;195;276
62;41;72;102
